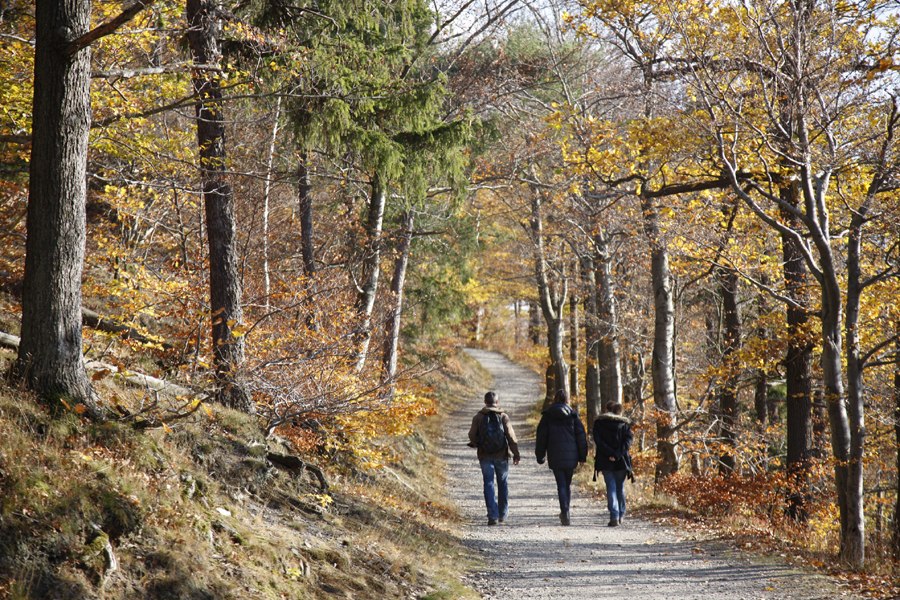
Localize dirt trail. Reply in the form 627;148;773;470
442;348;849;600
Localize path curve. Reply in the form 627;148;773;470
442;349;849;600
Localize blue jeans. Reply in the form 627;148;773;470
602;470;627;520
552;468;574;512
480;459;509;520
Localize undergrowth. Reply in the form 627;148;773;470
0;345;486;599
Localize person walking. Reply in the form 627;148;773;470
468;391;520;525
592;401;633;527
535;389;587;526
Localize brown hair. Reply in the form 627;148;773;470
605;402;623;415
484;391;497;406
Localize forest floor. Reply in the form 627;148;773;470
443;348;855;600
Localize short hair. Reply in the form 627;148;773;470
484;391;497;406
554;389;568;404
605;402;623;415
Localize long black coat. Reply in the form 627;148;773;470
535;402;588;470
592;413;633;472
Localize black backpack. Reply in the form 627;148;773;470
479;412;508;454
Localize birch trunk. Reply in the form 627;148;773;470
381;210;414;385
354;175;386;372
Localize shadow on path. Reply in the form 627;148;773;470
440;349;848;600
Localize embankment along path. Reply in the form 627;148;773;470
442;349;850;600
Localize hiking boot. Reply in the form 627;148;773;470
607;519;619;527
488;518;498;526
617;516;623;525
499;515;507;524
559;511;570;526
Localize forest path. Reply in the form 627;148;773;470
441;348;849;600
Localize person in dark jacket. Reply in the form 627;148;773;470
468;391;521;525
593;401;633;526
535;389;587;526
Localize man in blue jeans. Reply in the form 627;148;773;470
468;391;520;525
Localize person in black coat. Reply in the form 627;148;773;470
593;401;633;526
535;389;587;526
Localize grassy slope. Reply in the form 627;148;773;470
0;348;488;599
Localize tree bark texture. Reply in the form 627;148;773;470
569;282;579;404
530;191;567;399
594;231;623;411
381;210;414;385
187;0;250;411
716;267;741;475
780;198;814;473
354;174;385;373
298;151;315;277
844;207;869;567
581;255;601;430
639;195;678;480
893;324;900;560
528;300;541;345
15;0;98;414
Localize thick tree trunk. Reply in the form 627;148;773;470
581;256;601;430
716;267;741;475
594;231;623;410
780;194;814;519
298;151;315;277
381;210;414;385
639;195;678;481
14;0;98;414
187;0;250;411
354;174;386;372
843;214;868;567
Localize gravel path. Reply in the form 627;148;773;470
443;349;850;600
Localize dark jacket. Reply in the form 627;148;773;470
535;402;588;470
592;413;633;472
468;406;520;461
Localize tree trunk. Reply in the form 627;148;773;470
581;255;601;430
843;211;868;567
530;191;567;398
14;0;98;415
187;0;250;411
528;300;541;345
594;231;623;410
716;266;741;475
354;174;386;372
624;351;646;451
381;210;414;385
639;194;678;481
298;151;315;277
892;322;900;560
569;273;579;404
262;98;281;310
780;191;814;519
